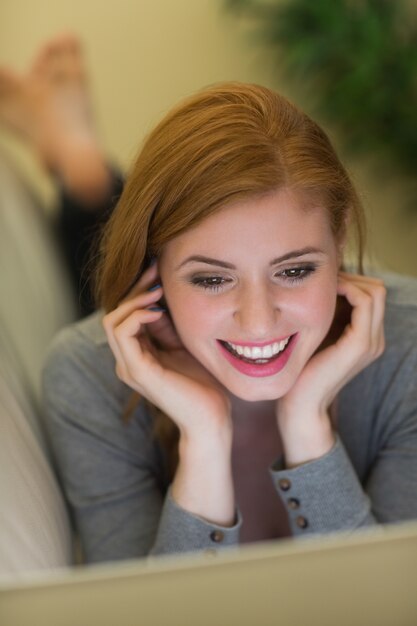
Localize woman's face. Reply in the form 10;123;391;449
158;188;341;401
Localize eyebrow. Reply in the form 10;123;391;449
176;247;326;270
270;247;326;265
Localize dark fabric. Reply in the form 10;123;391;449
55;169;124;317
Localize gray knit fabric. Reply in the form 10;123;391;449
42;272;417;563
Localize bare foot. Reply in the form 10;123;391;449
0;34;111;207
30;34;112;206
0;66;39;139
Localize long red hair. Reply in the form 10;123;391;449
95;82;366;472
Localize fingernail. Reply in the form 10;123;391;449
147;306;166;312
148;283;161;292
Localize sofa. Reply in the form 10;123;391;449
0;136;77;576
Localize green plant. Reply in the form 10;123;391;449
226;0;417;182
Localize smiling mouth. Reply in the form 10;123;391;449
219;336;293;364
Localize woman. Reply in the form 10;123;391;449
0;34;123;317
43;82;417;564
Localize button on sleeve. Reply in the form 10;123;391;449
210;530;225;543
287;497;300;510
296;516;309;529
151;489;242;555
269;436;373;536
278;478;291;491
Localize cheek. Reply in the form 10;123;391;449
290;280;338;335
165;290;219;344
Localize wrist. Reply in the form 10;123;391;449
178;427;232;465
278;409;335;469
173;433;235;527
177;410;233;450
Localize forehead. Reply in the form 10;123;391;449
162;188;335;261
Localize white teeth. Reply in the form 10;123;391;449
226;338;291;361
280;338;289;351
251;347;262;359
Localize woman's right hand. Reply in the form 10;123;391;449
102;263;232;443
103;263;235;526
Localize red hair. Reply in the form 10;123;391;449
96;82;365;311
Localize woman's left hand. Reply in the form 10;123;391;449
277;272;386;467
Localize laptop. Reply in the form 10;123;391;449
1;520;416;626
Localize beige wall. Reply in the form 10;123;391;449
0;0;272;168
1;0;416;275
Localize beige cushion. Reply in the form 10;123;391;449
0;358;73;575
0;149;76;407
0;146;76;574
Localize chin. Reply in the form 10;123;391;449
224;378;294;403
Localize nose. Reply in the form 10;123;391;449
233;283;280;339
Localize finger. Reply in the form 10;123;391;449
104;307;163;375
338;273;386;352
337;277;373;346
105;309;162;374
147;313;183;350
338;272;374;285
103;286;163;331
337;276;385;359
124;262;160;301
338;272;385;291
364;281;386;356
112;309;165;391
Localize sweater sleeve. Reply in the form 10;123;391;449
270;437;375;537
42;320;240;564
270;314;417;537
151;489;241;556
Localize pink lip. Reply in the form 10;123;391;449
217;334;298;378
224;336;292;348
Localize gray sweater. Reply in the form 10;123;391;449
42;272;417;563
